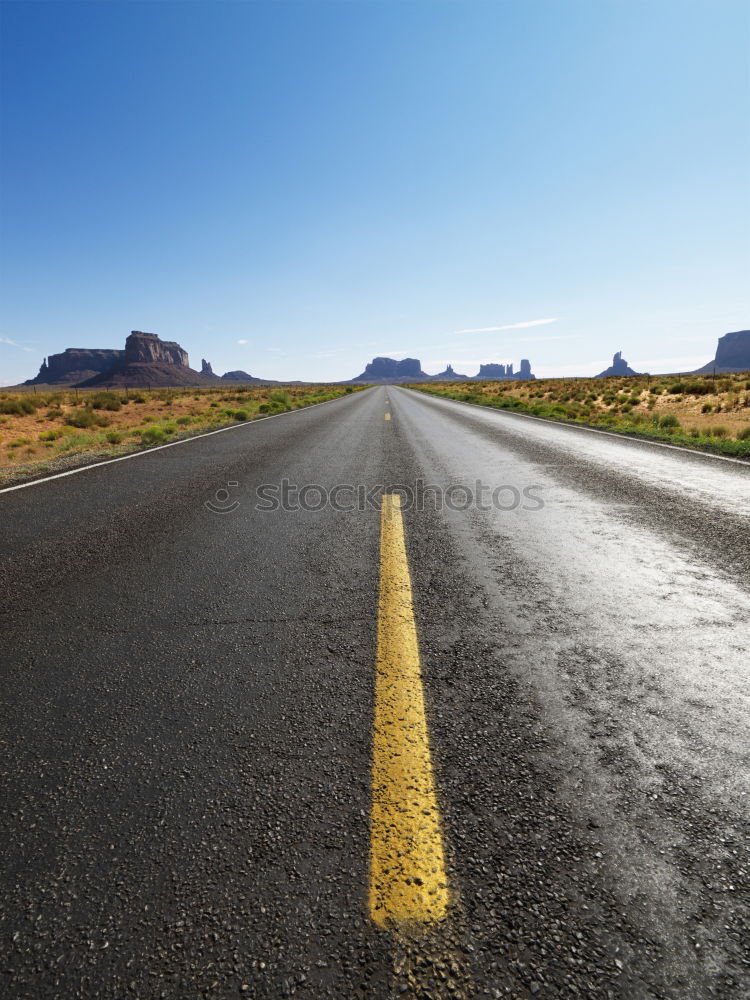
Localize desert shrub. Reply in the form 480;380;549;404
345;386;353;393
105;431;123;444
140;426;167;444
683;381;712;395
88;392;122;411
711;426;728;438
131;394;146;403
660;414;680;429
65;409;98;428
737;426;750;440
38;429;62;442
668;382;685;394
176;416;191;425
0;397;36;415
269;389;291;406
701;403;712;413
234;410;249;421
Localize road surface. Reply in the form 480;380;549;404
1;385;748;999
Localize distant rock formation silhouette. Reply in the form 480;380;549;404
201;359;216;377
595;351;640;377
477;363;513;378
691;330;750;374
221;370;272;383
350;356;536;382
433;364;470;381
352;357;430;382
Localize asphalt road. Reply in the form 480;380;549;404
1;385;748;1000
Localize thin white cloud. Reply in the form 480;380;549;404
236;339;249;345
0;335;36;353
513;334;581;343
452;318;559;335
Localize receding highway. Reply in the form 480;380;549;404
1;385;748;1000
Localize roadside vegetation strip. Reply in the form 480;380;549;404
409;373;750;460
370;494;449;929
0;383;365;487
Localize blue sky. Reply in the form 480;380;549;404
1;0;748;384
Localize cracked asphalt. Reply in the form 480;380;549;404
1;384;748;999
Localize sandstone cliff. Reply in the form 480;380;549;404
79;331;215;387
692;330;750;374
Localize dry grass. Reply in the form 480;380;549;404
412;372;750;458
0;383;357;484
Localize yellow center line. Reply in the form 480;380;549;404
369;494;449;928
384;412;391;420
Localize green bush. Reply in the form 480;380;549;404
140;426;167;445
701;403;712;413
711;426;728;438
0;396;36;415
88;392;122;411
176;416;192;425
659;414;681;429
269;389;291;406
234;409;249;421
65;409;98;428
683;381;712;395
737;426;750;440
38;429;62;442
105;430;123;444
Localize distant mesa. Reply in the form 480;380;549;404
25;348;125;386
220;370;272;384
350;356;536;382
691;329;750;374
352;356;430;382
595;351;640;378
24;333;278;388
25;331;218;388
78;331;215;388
